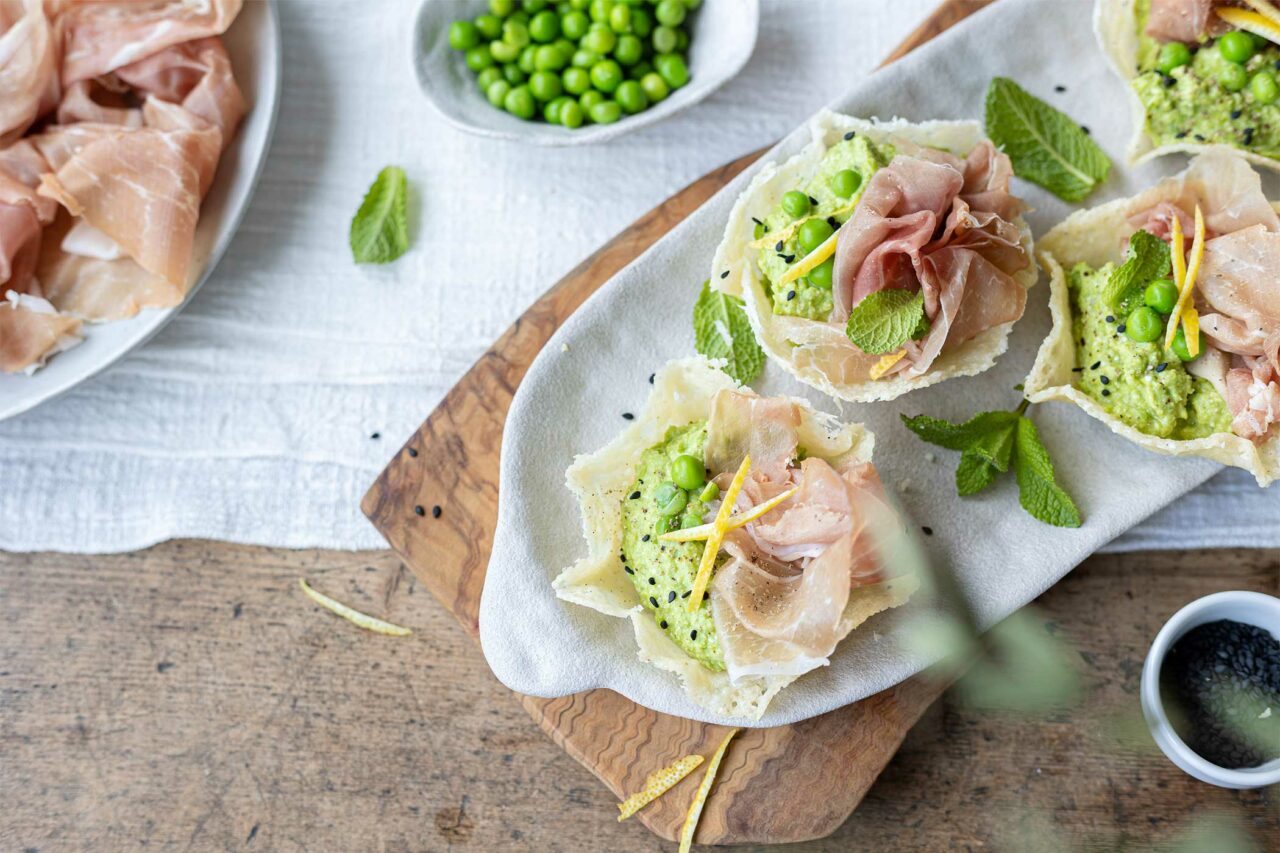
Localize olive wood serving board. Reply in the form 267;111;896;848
362;0;993;844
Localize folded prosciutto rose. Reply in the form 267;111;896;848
1026;149;1280;486
555;357;920;720
711;111;1036;403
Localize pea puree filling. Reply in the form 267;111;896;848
1133;0;1280;157
619;422;724;670
1069;262;1231;440
754;135;894;321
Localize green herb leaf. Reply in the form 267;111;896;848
900;410;1018;453
984;77;1111;202
1101;229;1170;315
956;450;1000;496
967;418;1017;472
845;290;929;355
693;280;765;385
350;166;409;264
1012;416;1082;528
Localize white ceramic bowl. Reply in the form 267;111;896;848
1140;590;1280;789
412;0;758;146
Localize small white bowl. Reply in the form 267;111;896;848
412;0;759;146
1140;590;1280;789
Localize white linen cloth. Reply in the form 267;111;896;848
0;0;1275;554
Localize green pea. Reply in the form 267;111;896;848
518;44;538;72
1252;69;1280;104
557;0;571;12
465;44;494;72
562;10;589;39
489;0;516;17
639;70;669;102
476;66;503;91
679;511;704;530
509;10;529;25
569;0;589;8
1156;41;1191;74
562;66;591;94
629;60;653;80
582;23;617;54
524;0;547;12
535;44;567;70
797;217;835;254
449;20;480;50
807;257;835;290
474;13;502;40
589;0;613;23
655;52;688;88
655;0;686;27
697;482;719;503
503;84;536;119
654;482;688;517
572;48;601;68
615;33;644;65
1171;325;1202;362
631;6;652;37
831;168;862;199
490;38;520;63
502;62;527;85
529;69;563;101
609;3;631;32
560;99;585;128
1220;61;1249;92
652;24;678;53
589;98;622;124
1219;30;1255;64
1144;278;1178;314
781;190;811;219
502;18;530;47
554;37;576;56
1125;306;1163;343
486;79;512;107
590;58;623;92
529;9;560;42
544;95;571;123
610;79;646;114
670;454;706;490
579;89;605;114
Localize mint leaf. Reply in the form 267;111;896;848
350;166;409;264
956;450;1000;496
693;280;765;385
845;290;929;355
967;418;1016;472
984;77;1111;202
900;410;1018;453
1012;416;1082;528
1101;229;1170;315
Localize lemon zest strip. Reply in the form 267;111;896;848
869;349;907;380
1181;307;1201;358
1217;7;1280;44
1165;205;1204;351
686;455;751;613
659;486;800;543
616;754;704;821
678;729;740;853
747;203;856;250
778;232;839;287
299;578;412;636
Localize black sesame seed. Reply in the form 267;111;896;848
1106;315;1115;323
827;216;839;228
921;526;934;536
786;290;797;301
681;590;691;599
1194;133;1206;142
649;577;656;585
1081;125;1091;136
1054;84;1066;93
690;630;698;640
1175;130;1188;139
1230;109;1243;120
1101;375;1110;385
720;270;730;279
629;491;641;500
775;240;784;252
751;216;763;226
1072;366;1084;373
1117;324;1127;334
413;505;425;516
1090;361;1101;370
625;566;635;574
660;620;668;629
648;373;655;384
432;505;442;518
622;412;634;420
667;591;677;603
1156;362;1168;373
650;596;659;608
370;432;381;440
808;195;819;206
703;592;709;602
641;534;650;542
843;131;855;140
1164;74;1176;88
1102;389;1111;396
1244;127;1255;145
780;254;796;263
407;447;418;457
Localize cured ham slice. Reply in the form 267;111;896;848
116;37;245;145
1144;0;1228;43
701;389;900;682
0;0;58;146
0;290;81;373
0;139;58;295
57;0;243;85
830;141;1029;378
1226;353;1280;439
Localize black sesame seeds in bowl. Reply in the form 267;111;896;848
1140;591;1280;789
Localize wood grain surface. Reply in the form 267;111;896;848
360;0;999;845
1;546;1275;851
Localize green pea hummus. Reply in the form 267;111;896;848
620;422;723;670
754;135;894;321
1132;0;1280;157
1068;262;1231;440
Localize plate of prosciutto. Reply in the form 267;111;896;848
0;0;280;420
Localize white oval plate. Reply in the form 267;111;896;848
413;0;758;146
0;0;282;421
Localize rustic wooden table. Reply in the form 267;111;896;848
1;544;1276;851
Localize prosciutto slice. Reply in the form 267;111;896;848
0;290;81;373
701;389;900;682
0;0;58;146
830;141;1029;378
0;139;58;295
1144;0;1229;43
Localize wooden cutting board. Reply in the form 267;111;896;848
362;0;994;844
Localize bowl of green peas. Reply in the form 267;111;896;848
415;0;758;145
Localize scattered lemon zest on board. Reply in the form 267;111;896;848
1217;6;1280;44
869;349;907;380
298;578;412;636
1166;205;1204;351
616;754;704;821
687;456;751;612
659;487;799;542
778;232;839;287
678;729;740;853
748;204;856;250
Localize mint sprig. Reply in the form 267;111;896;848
693;280;765;385
845;289;930;354
984;77;1111;203
350;166;409;264
902;399;1082;527
1102;229;1170;315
